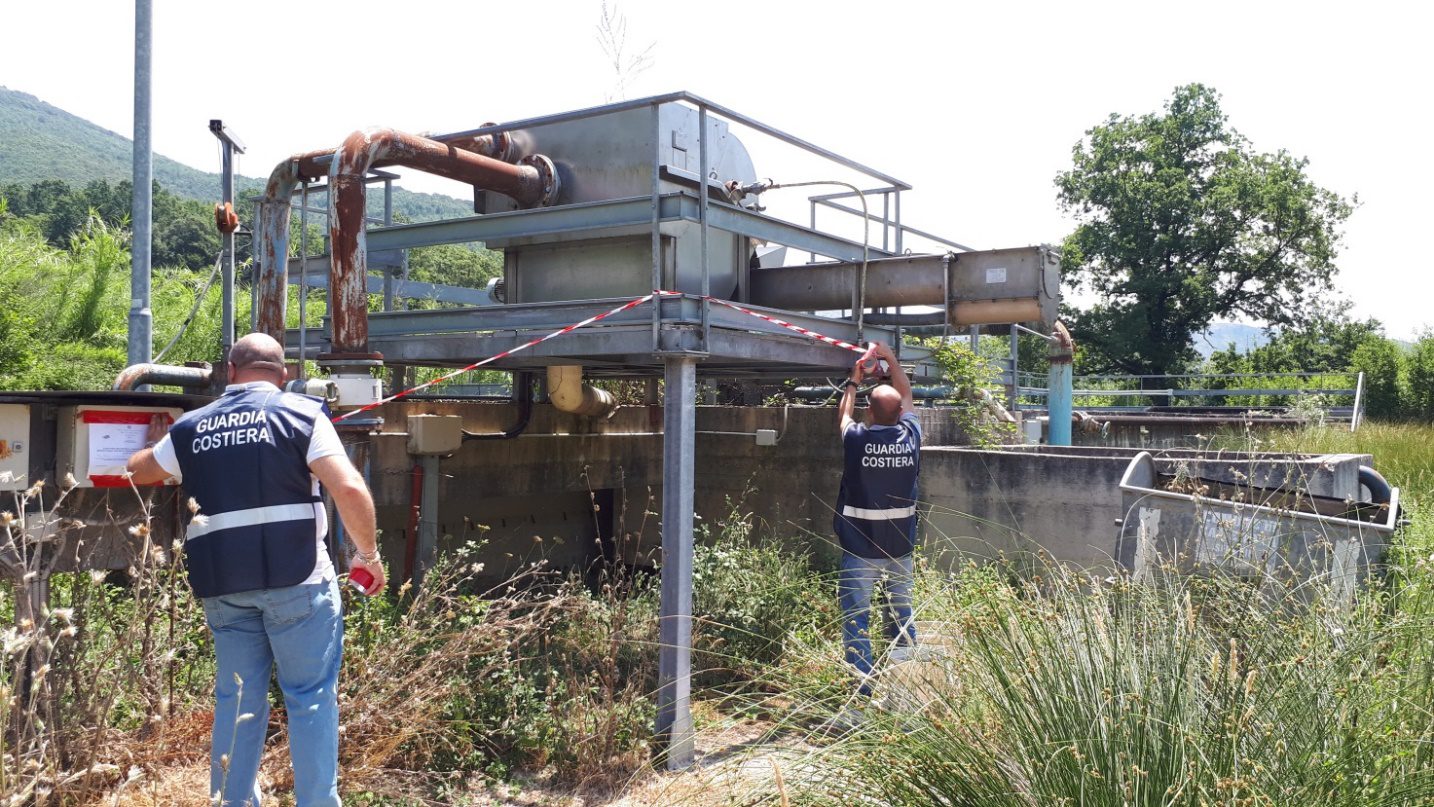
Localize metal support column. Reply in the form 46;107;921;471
210;120;245;367
655;356;696;770
1008;325;1020;411
416;454;441;589
127;0;153;375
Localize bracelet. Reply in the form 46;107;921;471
843;379;859;389
354;548;381;564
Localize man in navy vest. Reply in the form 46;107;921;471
833;341;920;695
127;332;384;807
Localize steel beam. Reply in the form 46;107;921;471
656;356;696;769
703;201;894;264
291;268;494;307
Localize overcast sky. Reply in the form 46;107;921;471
2;0;1429;338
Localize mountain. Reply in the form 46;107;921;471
1193;322;1269;357
0;86;472;221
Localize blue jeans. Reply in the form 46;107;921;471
202;578;344;807
838;553;916;693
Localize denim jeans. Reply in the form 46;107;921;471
838;553;916;693
202;578;344;807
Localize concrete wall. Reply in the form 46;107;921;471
919;445;1369;571
363;400;1370;584
366;402;963;584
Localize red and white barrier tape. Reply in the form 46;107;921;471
333;291;866;422
334;292;658;421
700;296;866;354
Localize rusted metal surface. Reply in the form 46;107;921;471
257;127;560;356
444;123;518;162
1050;320;1074;360
255;159;300;342
112;362;213;391
327;128;561;353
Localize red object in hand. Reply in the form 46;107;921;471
854;344;877;375
348;566;376;596
859;343;888;377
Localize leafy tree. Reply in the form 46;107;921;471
1208;304;1382;375
1056;84;1354;375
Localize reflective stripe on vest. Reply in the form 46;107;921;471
186;502;317;540
841;504;917;520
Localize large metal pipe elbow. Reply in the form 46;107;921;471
327;127;561;355
113;363;213;391
253;146;340;342
548;365;617;419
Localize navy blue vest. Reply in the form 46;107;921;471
170;384;327;597
834;414;921;559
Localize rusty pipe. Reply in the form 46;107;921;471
441;123;519;162
113;362;213;391
327;128;559;354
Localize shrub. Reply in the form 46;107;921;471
1405;331;1434;421
1351;336;1406;420
689;498;834;692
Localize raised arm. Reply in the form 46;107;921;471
873;342;915;415
838;353;864;434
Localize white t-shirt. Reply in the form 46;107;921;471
152;383;347;586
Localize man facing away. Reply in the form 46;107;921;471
833;341;920;695
127;332;386;807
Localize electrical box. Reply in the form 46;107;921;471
0;404;31;491
754;429;778;447
407;414;463;456
57;405;184;488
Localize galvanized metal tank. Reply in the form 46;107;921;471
476;101;758;303
1115;451;1399;600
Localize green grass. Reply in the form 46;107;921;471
740;422;1434;806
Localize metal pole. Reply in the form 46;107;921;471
650;103;662;350
299;181;309;378
127;0;153;374
220;142;235;359
893;190;903;254
1009;325;1019;411
416;454;441;589
210;121;246;362
698;106;710;345
1351;371;1365;432
656;356;696;770
383;179;394;312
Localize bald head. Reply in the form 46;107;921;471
867;384;903;426
228;333;287;384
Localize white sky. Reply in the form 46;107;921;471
2;0;1430;338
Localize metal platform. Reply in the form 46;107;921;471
285;291;944;381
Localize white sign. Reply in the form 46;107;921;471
985;266;1007;284
88;422;148;477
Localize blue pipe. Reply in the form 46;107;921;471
1047;322;1074;446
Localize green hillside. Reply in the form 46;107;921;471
0;85;472;221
